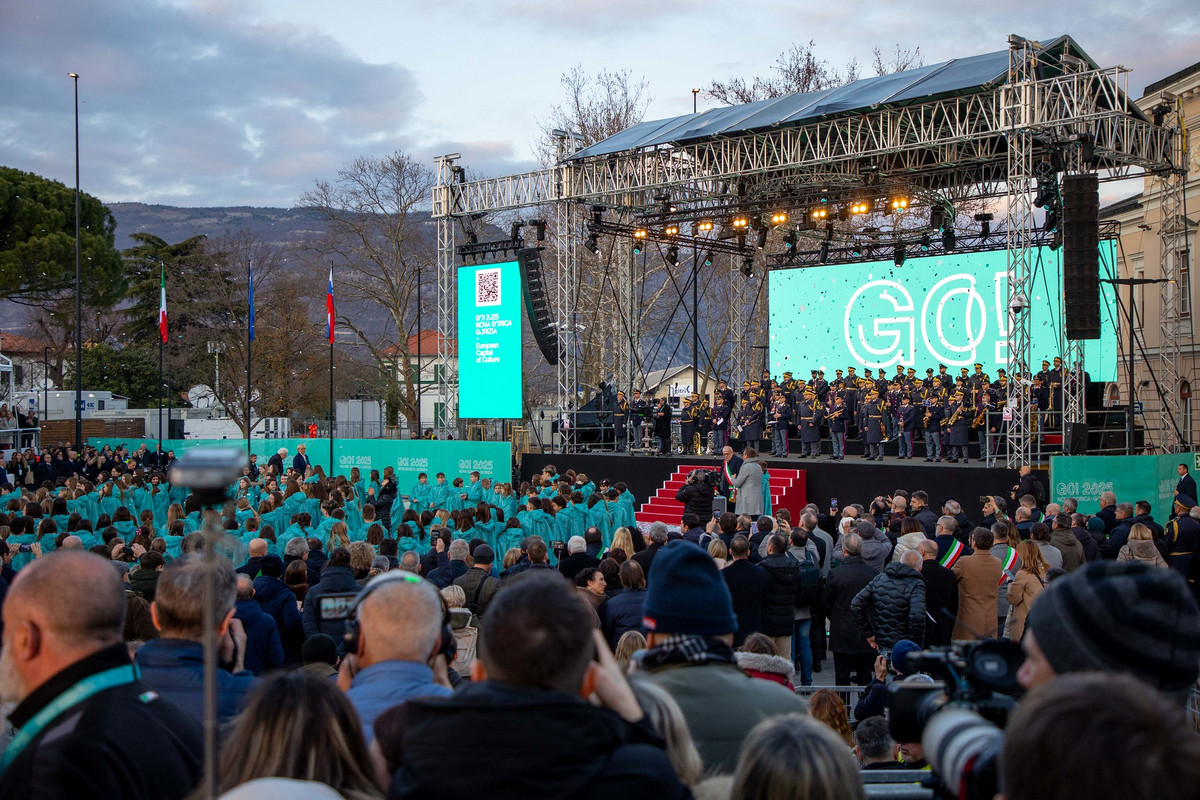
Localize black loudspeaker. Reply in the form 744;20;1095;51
168;419;185;439
517;248;561;365
1062;173;1101;340
1065;421;1090;455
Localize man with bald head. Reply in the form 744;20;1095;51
235;537;269;578
0;551;202;799
339;571;453;743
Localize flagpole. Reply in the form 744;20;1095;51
158;262;165;451
247;258;253;465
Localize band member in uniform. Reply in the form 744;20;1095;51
944;389;970;463
738;395;763;447
923;394;945;462
680;396;697;454
862;389;887;461
896;393;917;459
974;389;994;463
937;363;953;391
711;393;731;453
827;392;847;461
989;375;1009;459
796;387;823;458
716;379;735;411
612;390;629;451
922;367;936;392
885;382;903;440
842;368;860;438
769;388;793;457
1031;374;1049;433
695;392;712;453
653;395;672;454
813;369;829;403
631;389;649;448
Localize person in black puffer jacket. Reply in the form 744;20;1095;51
301;547;362;647
851;550;926;650
674;470;715;520
758;534;801;657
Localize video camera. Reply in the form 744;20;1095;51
688;468;719;488
887;640;1023;800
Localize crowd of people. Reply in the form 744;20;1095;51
0;444;1197;800
612;359;1077;460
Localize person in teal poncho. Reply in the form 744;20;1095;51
494;482;519;522
410;472;435;513
462;471;485;506
430;473;453;513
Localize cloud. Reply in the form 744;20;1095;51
0;0;422;207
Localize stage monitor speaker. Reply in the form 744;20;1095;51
1065;421;1090;455
517;247;561;366
1062;173;1101;340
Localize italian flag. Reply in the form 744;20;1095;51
158;264;168;344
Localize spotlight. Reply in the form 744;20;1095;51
1033;179;1057;209
633;227;648;239
664;223;679;236
696;220;714;233
586;233;600;254
465;230;479;246
784;231;797;250
920;233;931;251
769;210;789;226
740;257;754;277
1050;229;1063;250
890;195;909;211
591;206;604;226
531;219;547;241
731;215;750;229
975;212;994;238
510;222;524;242
850;200;871;215
633;241;642;255
819;187;831;204
666;245;679;265
824;221;834;242
810;208;828;221
1043;208;1059;232
894;243;906;266
703;251;713;267
851;240;863;257
818;241;830;263
942;227;956;251
756;227;769;250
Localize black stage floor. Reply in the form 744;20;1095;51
520;450;1043;517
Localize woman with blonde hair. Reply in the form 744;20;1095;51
730;713;864;800
606;526;635;560
707;538;728;569
205;671;382;799
614;630;646;674
1117;522;1168;568
627;677;705;787
501;547;523;571
1005;539;1047;640
807;688;855;749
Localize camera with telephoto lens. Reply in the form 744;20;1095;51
689;469;719;488
886;640;1024;800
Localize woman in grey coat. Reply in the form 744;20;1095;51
732;448;765;517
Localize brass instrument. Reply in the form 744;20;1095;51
692;432;702;454
944;403;964;429
971;405;989;429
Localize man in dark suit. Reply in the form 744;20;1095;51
267;447;288;476
718;445;743;506
918;539;959;646
721;534;766;646
1177;463;1197;503
632;524;669;578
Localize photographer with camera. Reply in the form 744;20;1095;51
675;468;716;520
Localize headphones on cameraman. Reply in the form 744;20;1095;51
342;570;451;658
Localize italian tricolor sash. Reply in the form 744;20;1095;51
724;461;738;502
939;539;965;568
998;546;1018;584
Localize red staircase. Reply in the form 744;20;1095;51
637;464;808;525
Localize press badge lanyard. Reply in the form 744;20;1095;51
0;664;140;775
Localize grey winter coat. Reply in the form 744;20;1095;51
732;459;765;516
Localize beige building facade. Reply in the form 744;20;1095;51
1100;60;1200;451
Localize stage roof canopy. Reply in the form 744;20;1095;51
568;35;1131;162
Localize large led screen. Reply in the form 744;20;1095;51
457;260;523;418
768;243;1119;382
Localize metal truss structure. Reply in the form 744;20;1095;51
432;36;1180;460
1155;95;1190;451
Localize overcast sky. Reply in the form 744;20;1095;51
2;0;1197;208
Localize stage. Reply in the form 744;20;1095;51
520;451;1041;527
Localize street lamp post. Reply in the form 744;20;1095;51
69;72;82;452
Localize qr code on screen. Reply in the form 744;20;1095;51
475;268;502;307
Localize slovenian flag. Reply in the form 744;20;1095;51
158;263;168;343
248;260;255;342
326;266;335;343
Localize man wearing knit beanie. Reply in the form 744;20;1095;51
638;540;806;774
1018;561;1200;699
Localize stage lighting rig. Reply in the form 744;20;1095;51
894;242;907;266
695;220;714;233
510;222;524;243
769;210;788;226
810;207;829;221
929;206;945;231
530;219;547;241
586;233;600;254
849;200;871;215
740;256;754;277
664;223;680;236
666;245;680;266
784;231;797;251
731;215;750;229
920;233;931;251
942;227;957;251
591;206;604;226
889;195;909;212
703;251;714;267
756;227;769;250
818;240;830;264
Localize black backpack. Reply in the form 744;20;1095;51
790;548;822;610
